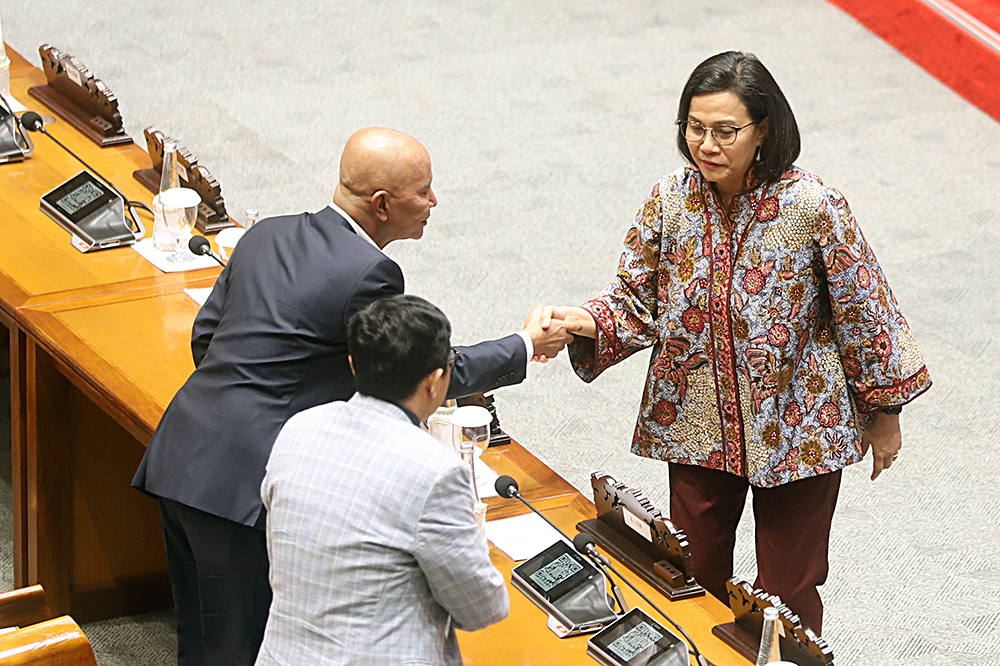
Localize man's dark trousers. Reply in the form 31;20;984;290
159;498;272;666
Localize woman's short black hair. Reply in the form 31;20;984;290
676;51;800;183
347;294;452;404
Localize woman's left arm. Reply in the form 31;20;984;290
816;188;931;477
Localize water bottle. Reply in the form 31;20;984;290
153;141;180;251
755;606;782;665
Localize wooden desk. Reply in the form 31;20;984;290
14;281;582;621
18;282;746;663
1;45;219;593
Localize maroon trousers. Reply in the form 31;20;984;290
668;463;841;635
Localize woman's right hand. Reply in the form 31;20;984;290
539;306;597;339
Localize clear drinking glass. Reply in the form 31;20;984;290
159;187;202;263
451;406;492;453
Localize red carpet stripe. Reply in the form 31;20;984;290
922;0;1000;54
827;0;1000;122
948;0;1000;32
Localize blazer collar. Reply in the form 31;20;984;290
314;205;354;234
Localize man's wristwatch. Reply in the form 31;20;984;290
880;405;903;415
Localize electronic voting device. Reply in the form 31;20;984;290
40;171;136;252
587;608;689;666
511;539;617;637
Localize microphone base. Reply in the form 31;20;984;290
576;518;704;601
28;84;132;147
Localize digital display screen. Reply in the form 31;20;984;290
529;553;583;592
607;622;664;662
56;180;105;215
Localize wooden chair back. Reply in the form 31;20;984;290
0;586;52;630
0;616;97;665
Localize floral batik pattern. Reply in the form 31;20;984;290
569;165;931;487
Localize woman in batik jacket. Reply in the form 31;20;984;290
546;52;930;634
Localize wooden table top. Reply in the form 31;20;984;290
0;46;219;314
17;279;215;443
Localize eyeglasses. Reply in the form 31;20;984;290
448;348;461;370
677;120;756;146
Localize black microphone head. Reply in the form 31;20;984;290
573;532;596;554
188;235;211;255
495;475;519;499
20;112;44;131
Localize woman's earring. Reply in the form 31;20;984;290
754;145;762;162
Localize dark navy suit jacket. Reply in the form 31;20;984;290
133;207;526;526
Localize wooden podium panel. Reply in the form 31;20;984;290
458;495;746;666
18;281;216;621
18;281;215;440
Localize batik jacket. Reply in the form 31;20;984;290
569;165;931;487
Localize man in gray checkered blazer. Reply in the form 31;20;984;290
256;295;509;666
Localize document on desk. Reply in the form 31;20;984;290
474;451;500;499
131;238;220;273
183;287;213;306
486;512;568;561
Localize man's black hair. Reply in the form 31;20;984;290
676;51;801;183
347;294;451;404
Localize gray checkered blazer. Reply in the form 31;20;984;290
255;394;508;666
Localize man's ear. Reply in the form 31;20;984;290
371;190;390;222
424;367;449;404
424;367;446;393
348;355;356;376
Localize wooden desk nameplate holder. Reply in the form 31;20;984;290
576;473;704;600
457;393;511;447
713;578;834;666
133;127;236;234
28;45;132;147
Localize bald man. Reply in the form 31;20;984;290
133;128;574;666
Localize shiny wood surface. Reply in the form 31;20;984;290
0;586;51;630
0;48;219;314
18;280;216;442
0;616;97;666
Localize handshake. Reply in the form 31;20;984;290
523;304;597;363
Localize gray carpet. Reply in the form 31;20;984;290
3;0;1000;664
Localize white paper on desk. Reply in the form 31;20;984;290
1;93;27;113
183;287;213;307
474;458;499;499
131;238;219;273
486;512;568;561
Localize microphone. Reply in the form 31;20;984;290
573;533;708;666
495;475;574;543
188;236;225;266
20;112;146;237
20;111;44;132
